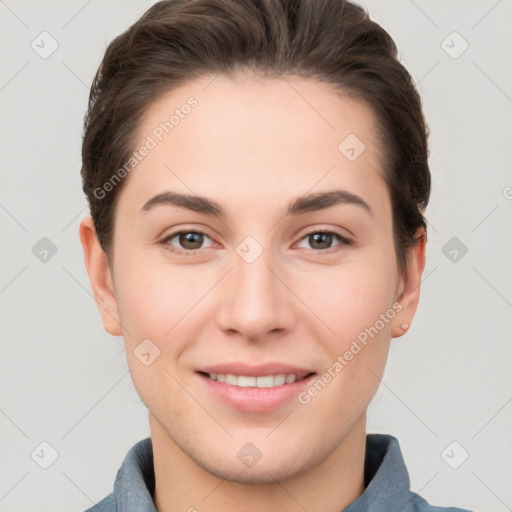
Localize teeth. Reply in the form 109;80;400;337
238;376;257;387
225;374;238;385
256;375;274;388
273;374;286;386
208;373;298;387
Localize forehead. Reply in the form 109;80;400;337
119;73;388;218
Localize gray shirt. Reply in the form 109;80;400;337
84;434;473;511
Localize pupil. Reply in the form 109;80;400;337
177;232;333;251
312;233;331;249
181;232;202;249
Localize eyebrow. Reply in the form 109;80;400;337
141;189;372;218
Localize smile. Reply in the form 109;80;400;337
205;373;303;388
196;365;316;413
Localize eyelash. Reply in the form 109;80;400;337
160;229;352;257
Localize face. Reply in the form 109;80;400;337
81;72;423;485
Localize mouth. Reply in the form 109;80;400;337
198;371;314;388
195;363;317;412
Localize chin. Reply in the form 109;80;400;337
185;436;330;487
198;454;308;485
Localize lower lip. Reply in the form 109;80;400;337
197;373;316;413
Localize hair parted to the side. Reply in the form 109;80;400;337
81;0;430;275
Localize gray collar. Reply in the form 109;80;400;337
102;434;457;511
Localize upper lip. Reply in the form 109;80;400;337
197;362;315;380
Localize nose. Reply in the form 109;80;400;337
215;244;296;342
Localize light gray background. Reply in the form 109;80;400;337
1;1;511;511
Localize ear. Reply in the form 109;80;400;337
79;215;123;336
391;226;427;338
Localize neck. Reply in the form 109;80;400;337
150;413;367;512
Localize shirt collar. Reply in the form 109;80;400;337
343;434;413;511
112;434;412;511
114;437;155;512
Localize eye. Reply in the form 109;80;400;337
296;230;351;252
162;230;215;254
161;228;352;256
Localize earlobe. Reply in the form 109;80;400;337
391;227;427;339
79;215;123;337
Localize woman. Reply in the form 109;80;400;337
79;0;472;510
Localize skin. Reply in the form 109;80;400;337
80;71;425;512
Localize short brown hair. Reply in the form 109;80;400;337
81;0;430;275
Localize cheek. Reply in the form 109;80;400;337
304;253;398;340
114;255;210;344
301;249;397;402
114;259;199;403
298;266;394;421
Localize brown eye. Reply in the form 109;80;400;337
163;231;214;253
309;232;334;250
296;230;351;252
178;232;204;250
